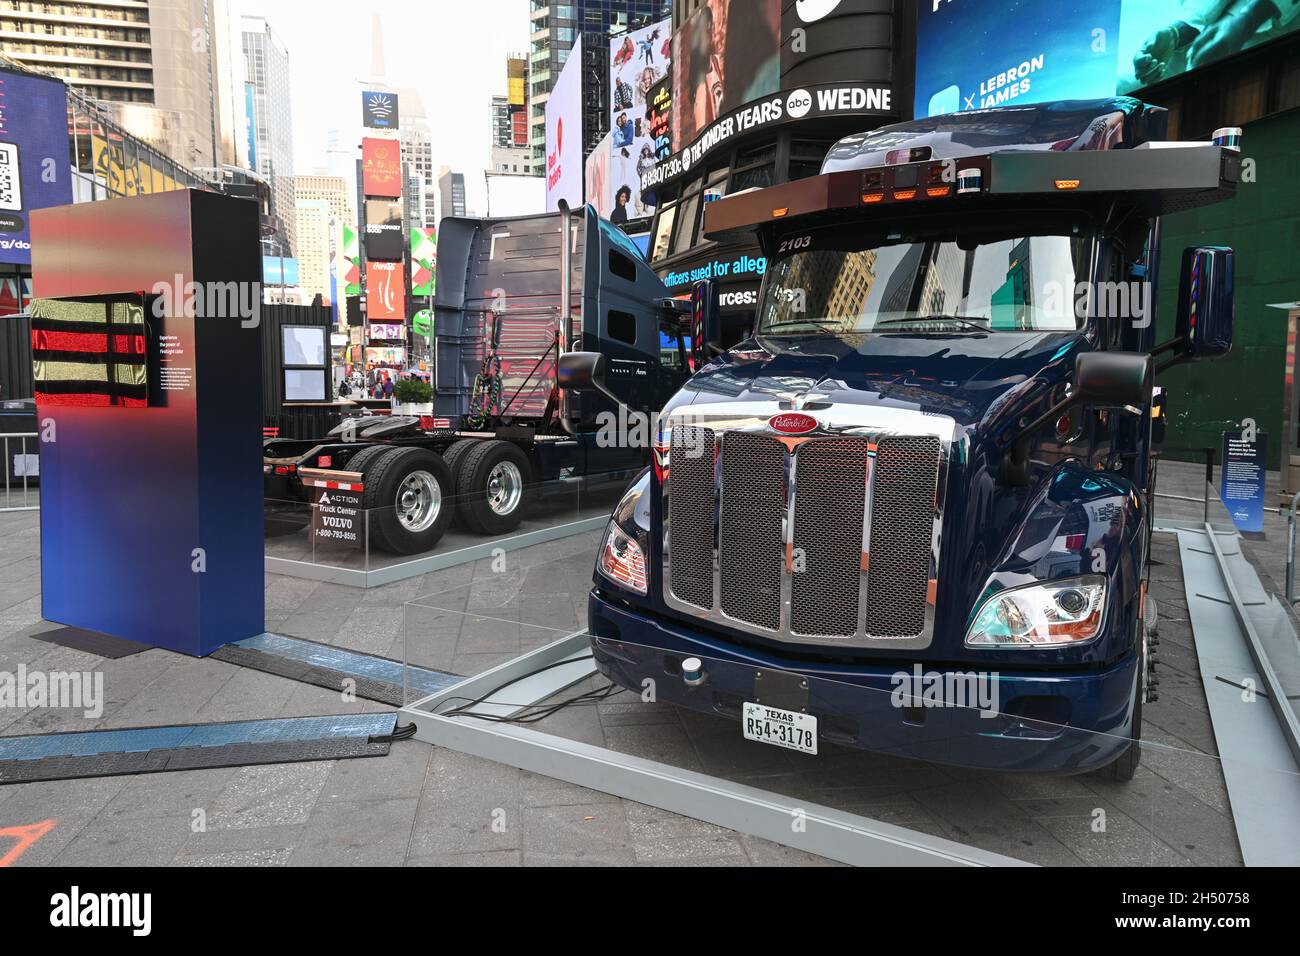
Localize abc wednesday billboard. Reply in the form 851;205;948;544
917;0;1300;118
0;67;74;266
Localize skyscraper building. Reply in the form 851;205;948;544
438;167;466;219
398;88;437;230
241;13;296;257
0;0;221;168
294;175;355;233
491;53;534;177
293;197;332;305
528;0;670;171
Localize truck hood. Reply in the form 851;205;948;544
673;330;1088;433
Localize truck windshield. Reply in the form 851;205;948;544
757;223;1093;336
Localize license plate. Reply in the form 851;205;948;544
742;702;818;755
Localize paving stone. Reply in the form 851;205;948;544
176;822;306;860
290;797;417;866
404;849;523;866
408;748;522;855
51;814;191;866
208;761;333;830
177;847;293;866
522;802;634;866
623;800;746;863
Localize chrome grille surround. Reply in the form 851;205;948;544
661;402;955;651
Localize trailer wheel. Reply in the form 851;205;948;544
455;440;532;536
363;447;453;555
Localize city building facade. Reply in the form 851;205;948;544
0;0;222;168
241;13;295;257
528;0;670;172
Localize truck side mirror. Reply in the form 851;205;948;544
1074;351;1152;409
557;351;606;391
558;350;622;408
690;279;723;371
1175;246;1234;360
1001;350;1152;487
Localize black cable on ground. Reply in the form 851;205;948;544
431;653;630;725
442;680;628;725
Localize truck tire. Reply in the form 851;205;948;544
342;444;393;476
439;439;479;492
362;447;454;555
266;446;387;538
1101;694;1142;782
455;440;532;536
1099;622;1146;782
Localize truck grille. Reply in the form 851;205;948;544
719;434;786;630
864;437;942;638
665;426;944;648
791;438;870;637
667;426;717;610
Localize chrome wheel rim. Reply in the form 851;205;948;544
396;470;441;532
486;461;523;516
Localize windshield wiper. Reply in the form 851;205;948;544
873;316;990;333
762;319;844;331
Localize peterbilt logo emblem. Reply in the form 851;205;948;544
768;413;818;435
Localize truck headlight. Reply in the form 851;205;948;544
598;522;648;595
965;575;1106;648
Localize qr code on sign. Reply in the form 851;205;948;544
0;142;22;213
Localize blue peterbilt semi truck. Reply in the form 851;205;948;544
560;99;1240;778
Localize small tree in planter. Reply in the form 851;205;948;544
393;378;434;415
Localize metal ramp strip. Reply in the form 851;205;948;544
0;713;398;784
211;632;460;705
1175;527;1300;866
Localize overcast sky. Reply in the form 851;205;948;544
236;0;531;213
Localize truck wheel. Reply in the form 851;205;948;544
455;440;532;536
342;444;392;476
1101;695;1142;782
1099;625;1146;782
273;444;388;538
363;447;453;555
439;440;479;493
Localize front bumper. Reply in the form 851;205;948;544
589;589;1138;774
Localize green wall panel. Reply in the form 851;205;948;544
1155;110;1300;470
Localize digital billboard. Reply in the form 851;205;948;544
411;226;436;297
365;260;405;321
341;223;361;297
362;90;400;130
610;18;672;222
362;137;402;198
585;130;614;220
1118;1;1300;93
29;296;151;408
368;322;405;341
646;76;673;162
263;256;301;287
671;0;781;149
364;198;403;261
916;0;1300;118
545;35;584;212
0;67;74;266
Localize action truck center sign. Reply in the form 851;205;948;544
312;485;364;548
641;83;894;193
